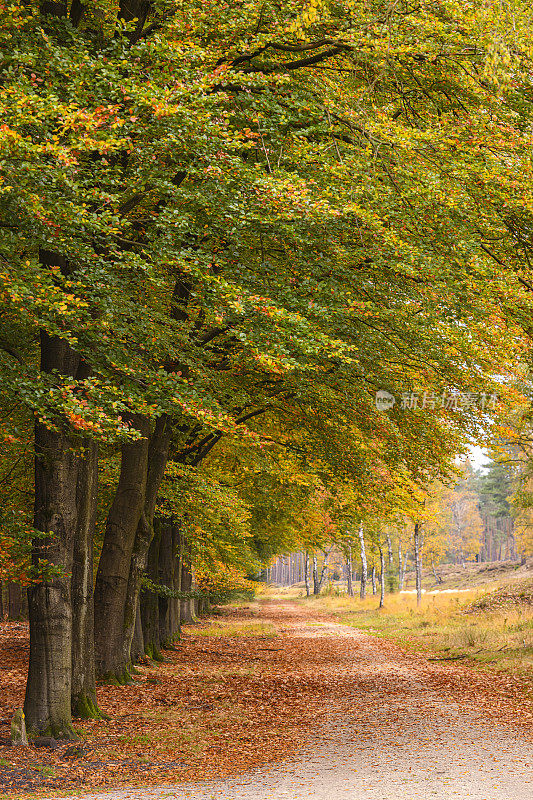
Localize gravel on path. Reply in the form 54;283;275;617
39;604;533;800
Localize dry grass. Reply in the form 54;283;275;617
183;620;278;637
298;585;533;678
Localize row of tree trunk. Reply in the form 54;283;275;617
479;515;516;562
267;549;341;597
136;518;198;664
266;552;307;585
267;523;421;607
24;329;199;738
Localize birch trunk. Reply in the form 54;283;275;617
317;548;332;593
398;540;403;590
304;551;310;597
358;523;367;600
386;535;393;570
431;561;443;585
414;523;422;607
312;555;319;595
346;545;354;597
400;550;408;591
371;565;377;595
379;546;385;609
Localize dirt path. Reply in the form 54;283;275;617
37;599;533;800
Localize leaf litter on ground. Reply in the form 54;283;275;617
0;599;532;798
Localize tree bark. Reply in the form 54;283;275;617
414;523;422;607
94;414;150;684
312;554;319;595
140;517;162;661
8;583;27;620
312;548;331;595
358;523;367;600
400;549;408;591
379;546;385;609
158;518;174;648
386;534;393;570
317;547;331;592
346;545;354;597
121;416;172;673
180;537;194;623
169;521;183;641
371;564;377;594
398;539;403;591
431;561;443;585
71;439;100;719
24;330;80;739
130;601;144;664
304;551;310;597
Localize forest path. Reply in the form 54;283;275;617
48;599;533;799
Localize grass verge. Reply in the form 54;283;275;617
301;585;533;678
183;620;278;638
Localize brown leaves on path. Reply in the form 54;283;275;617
0;600;532;798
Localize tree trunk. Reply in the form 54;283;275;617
431;561;443;585
94;414;150;684
121;416;172;673
24;330;80;740
386;535;393;571
140;517;163;661
304;551;310;597
346;545;354;597
158;518;174;648
169;522;183;640
180;537;194;623
400;549;408;591
8;583;27;620
414;523;422;607
379;546;385;609
312;554;319;595
130;601;144;663
94;413;172;683
398;540;403;591
71;439;100;719
317;547;331;593
371;565;377;594
358;523;367;600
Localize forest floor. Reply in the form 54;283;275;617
1;596;533;799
